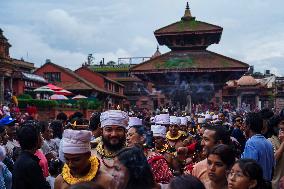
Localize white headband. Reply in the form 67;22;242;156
100;110;129;128
62;129;92;154
151;125;167;138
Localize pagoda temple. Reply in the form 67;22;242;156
0;29;46;103
130;3;249;111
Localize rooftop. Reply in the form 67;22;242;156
90;64;132;72
76;66;124;87
155;19;222;35
37;62;126;98
22;72;47;83
237;75;259;86
131;50;249;73
12;58;35;69
154;3;222;35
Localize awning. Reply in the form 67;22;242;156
22;72;47;83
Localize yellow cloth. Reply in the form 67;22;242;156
12;96;18;106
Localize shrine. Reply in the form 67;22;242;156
130;3;249;111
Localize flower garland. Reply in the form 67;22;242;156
62;156;99;185
95;142;117;158
166;131;183;141
155;144;169;154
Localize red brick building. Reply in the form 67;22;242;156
35;61;126;109
90;56;168;111
0;29;47;103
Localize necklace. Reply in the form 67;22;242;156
96;142;117;158
101;156;115;169
166;131;182;141
62;156;99;185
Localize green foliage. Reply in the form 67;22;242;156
18;99;58;109
156;58;195;69
88;100;102;110
90;64;131;72
77;99;102;110
17;93;32;99
178;20;199;31
220;61;230;67
77;99;89;110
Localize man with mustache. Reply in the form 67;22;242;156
180;125;230;183
92;110;128;172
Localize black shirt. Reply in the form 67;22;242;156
12;151;50;189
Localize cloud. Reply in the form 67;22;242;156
131;36;156;55
4;24;133;70
244;36;284;63
94;48;132;64
42;9;97;50
3;25;86;69
1;0;284;75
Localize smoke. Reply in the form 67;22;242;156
146;72;215;109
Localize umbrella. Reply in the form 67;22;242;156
46;83;63;91
50;94;68;100
55;89;73;96
34;86;54;93
72;94;88;100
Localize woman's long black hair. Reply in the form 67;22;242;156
117;146;155;189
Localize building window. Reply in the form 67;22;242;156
44;72;61;82
141;100;147;105
117;72;129;77
115;85;119;93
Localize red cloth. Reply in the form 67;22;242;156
184;163;194;174
280;176;284;189
31;106;37;115
27;106;37;117
26;106;33;116
187;142;197;153
148;154;173;184
34;150;49;177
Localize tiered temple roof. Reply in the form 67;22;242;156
131;3;249;76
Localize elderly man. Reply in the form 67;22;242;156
54;129;113;189
92;110;128;172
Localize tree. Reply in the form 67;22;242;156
106;61;116;66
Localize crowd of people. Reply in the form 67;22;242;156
0;102;283;189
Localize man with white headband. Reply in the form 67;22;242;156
166;116;184;154
150;125;173;185
178;116;194;146
179;117;188;133
54;129;113;189
93;110;128;172
155;114;170;126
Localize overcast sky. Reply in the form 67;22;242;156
0;0;283;75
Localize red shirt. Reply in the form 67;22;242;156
34;150;49;177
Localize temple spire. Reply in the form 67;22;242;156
181;2;195;21
151;45;161;58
